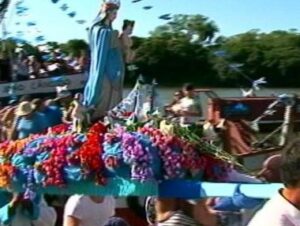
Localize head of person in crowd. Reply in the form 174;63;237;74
149;197;218;226
74;93;83;102
281;139;300;189
104;217;129;226
248;138;300;226
44;99;56;107
257;154;282;183
173;90;183;102
15;101;34;119
55;85;72;107
31;98;45;113
182;83;196;98
19;95;32;103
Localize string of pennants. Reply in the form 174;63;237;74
6;0;176;43
49;0;87;26
49;0;172;22
4;0;46;44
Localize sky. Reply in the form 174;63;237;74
4;0;300;44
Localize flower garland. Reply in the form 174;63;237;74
139;126;230;180
0;120;234;196
71;123;107;185
103;126;157;182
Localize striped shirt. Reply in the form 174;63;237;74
157;210;200;226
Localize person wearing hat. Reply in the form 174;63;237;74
83;0;125;120
10;101;48;140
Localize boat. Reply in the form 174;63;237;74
169;88;300;170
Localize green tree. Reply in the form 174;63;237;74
60;39;88;57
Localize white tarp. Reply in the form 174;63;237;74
0;73;87;98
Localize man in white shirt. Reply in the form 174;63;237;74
248;139;300;226
176;83;202;125
63;195;115;226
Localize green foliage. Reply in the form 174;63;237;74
133;14;300;87
59;39;88;57
2;13;300;88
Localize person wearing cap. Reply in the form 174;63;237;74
248;139;300;226
10;101;48;140
83;0;124;120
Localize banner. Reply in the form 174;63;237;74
0;73;87;98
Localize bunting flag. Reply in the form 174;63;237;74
27;21;36;26
6;0;48;44
68;11;76;18
60;3;68;11
48;0;90;27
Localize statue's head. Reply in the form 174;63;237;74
100;0;120;23
122;19;135;35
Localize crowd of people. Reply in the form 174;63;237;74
0;0;299;224
0;81;297;226
0;87;72;141
0;47;89;83
15;48;88;81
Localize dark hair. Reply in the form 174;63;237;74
31;98;43;106
280;138;300;187
182;83;194;91
19;95;31;103
122;19;135;31
103;217;129;226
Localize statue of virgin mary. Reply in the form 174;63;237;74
83;0;124;120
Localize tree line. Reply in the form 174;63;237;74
2;14;300;87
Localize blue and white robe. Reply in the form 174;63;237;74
84;19;124;119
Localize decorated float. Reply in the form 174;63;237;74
0;0;284;202
0;77;282;200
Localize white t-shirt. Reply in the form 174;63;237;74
178;97;202;125
247;190;300;226
63;195;115;226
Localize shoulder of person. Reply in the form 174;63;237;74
65;195;87;210
68;195;87;203
105;196;116;205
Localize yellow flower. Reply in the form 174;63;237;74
160;120;174;136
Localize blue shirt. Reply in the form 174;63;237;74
17;112;48;139
42;105;63;127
